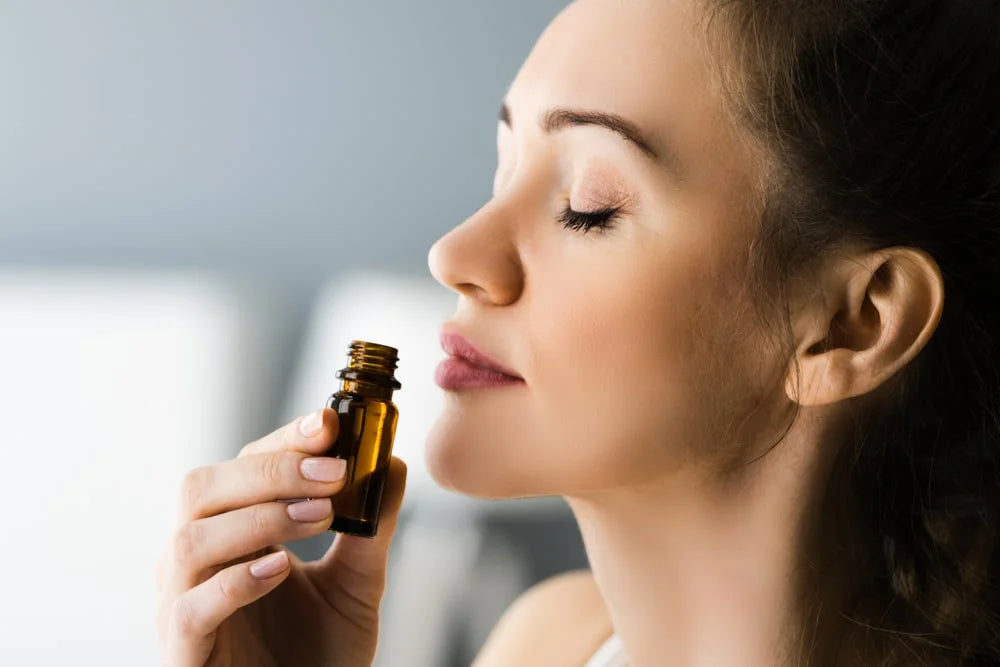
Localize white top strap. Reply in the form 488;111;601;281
584;634;628;667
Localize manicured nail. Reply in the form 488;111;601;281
250;550;289;579
298;410;324;437
300;457;347;483
287;498;332;522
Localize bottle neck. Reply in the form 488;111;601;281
336;340;401;400
339;378;394;400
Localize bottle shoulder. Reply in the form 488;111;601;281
329;391;398;410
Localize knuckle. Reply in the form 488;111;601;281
170;597;201;639
258;452;287;487
246;505;274;540
215;571;241;607
179;466;212;514
171;523;201;565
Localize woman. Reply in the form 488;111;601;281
156;0;1000;664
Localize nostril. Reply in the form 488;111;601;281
457;283;493;304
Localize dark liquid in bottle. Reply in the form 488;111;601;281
324;391;397;537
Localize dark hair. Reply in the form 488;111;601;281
702;0;1000;663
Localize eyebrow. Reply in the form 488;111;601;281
499;101;669;166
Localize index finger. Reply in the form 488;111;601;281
238;408;340;458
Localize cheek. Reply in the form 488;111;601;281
524;218;777;485
525;250;713;481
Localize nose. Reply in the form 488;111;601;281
427;199;524;307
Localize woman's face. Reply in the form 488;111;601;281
426;0;776;498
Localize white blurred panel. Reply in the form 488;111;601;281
0;269;275;665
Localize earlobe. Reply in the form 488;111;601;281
785;247;945;407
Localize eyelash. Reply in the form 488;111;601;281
558;206;622;234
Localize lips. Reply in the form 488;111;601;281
435;331;524;390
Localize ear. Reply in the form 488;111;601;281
784;247;945;406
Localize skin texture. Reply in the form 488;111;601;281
427;0;944;664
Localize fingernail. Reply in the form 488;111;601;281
300;457;347;483
287;498;332;522
250;550;289;579
298;410;324;437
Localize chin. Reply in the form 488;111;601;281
424;419;506;498
423;409;546;499
423;420;618;501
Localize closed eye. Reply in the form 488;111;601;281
558;206;622;234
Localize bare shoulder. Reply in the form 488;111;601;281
472;569;613;667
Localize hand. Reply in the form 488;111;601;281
156;408;407;666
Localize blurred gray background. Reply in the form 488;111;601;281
0;2;592;666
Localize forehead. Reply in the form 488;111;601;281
506;0;755;190
509;1;712;137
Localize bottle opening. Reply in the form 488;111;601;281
336;340;401;390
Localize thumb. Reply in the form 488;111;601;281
315;456;408;586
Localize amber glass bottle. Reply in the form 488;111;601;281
323;340;401;537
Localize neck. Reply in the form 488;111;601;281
566;426;842;666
